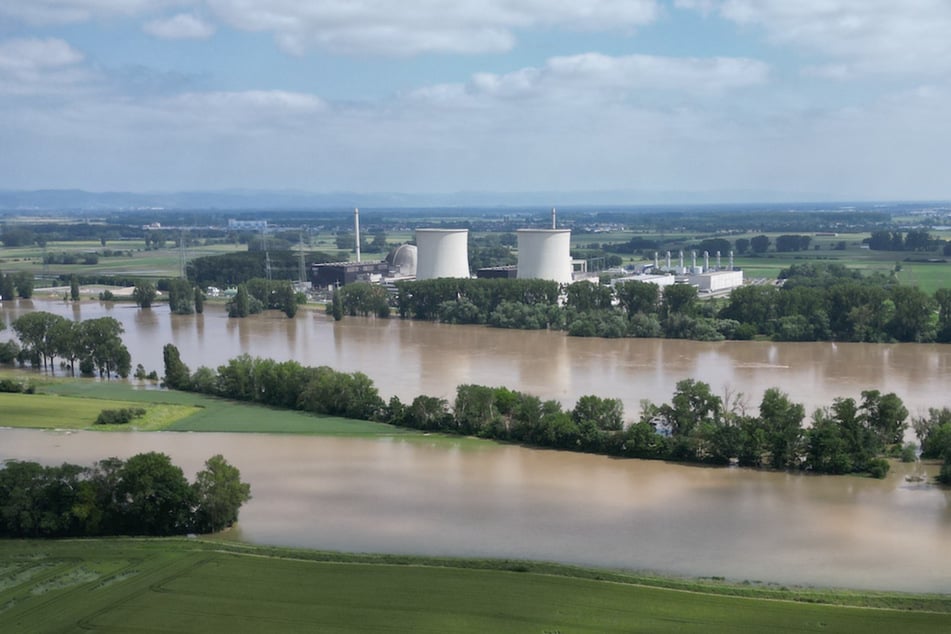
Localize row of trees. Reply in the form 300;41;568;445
340;263;948;344
6;311;131;377
0;453;250;538
0;271;34;300
162;346;935;479
225;278;299;318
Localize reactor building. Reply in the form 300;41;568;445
415;229;470;280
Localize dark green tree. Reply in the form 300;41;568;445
70;275;80;301
191;454;252;533
162;343;191;390
132;280;157;308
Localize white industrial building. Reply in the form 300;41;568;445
610;273;678;289
517;229;572;284
683;270;744;293
415;229;470;280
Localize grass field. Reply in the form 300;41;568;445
1;539;949;633
0;392;201;431
0;372;417;436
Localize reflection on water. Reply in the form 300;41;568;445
1;428;949;592
4;299;951;417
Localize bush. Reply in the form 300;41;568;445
866;458;890;479
0;378;26;393
0;339;21;364
900;443;918;463
95;407;147;425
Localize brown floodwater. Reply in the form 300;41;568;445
1;428;948;592
3;299;951;591
3;298;951;416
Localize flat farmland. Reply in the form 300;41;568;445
2;540;949;633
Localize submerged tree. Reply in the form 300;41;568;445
191;454;252;533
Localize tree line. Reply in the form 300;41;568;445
0;453;250;538
162;346;951;481
335;263;949;343
4;312;131;377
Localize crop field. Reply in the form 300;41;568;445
1;373;414;436
1;539;949;633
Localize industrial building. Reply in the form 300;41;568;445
516;229;572;284
476;265;518;279
610;273;677;289
415;229;470;280
683;270;744;293
311;261;390;288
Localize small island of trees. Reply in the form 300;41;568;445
0;453;251;538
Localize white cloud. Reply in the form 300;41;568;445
144;13;215;40
204;0;660;56
0;37;96;96
692;0;951;76
0;1;186;25
408;53;768;106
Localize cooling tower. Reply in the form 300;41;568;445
517;229;572;284
415;229;470;280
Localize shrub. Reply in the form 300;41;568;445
0;378;25;393
95;407;147;425
866;458;890;479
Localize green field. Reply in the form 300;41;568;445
0;373;417;436
0;392;201;431
1;539;949;633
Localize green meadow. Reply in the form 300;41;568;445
0;374;411;436
1;539;949;634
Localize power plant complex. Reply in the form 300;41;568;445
310;208;743;294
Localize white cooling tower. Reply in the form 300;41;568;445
415;229;470;280
517;229;572;284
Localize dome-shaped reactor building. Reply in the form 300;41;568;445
517;229;572;284
415;229;470;280
388;244;418;277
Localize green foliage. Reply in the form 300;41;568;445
69;275;80;301
0;452;249;537
95;407;146;425
191;454;252;533
133;280;157;308
163;343;192;390
167;278;194;314
331;287;343;320
339;282;390;318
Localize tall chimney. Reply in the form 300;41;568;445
729;250;734;270
703;251;709;271
666;251;671;271
354;207;361;263
551;207;556;229
716;251;721;269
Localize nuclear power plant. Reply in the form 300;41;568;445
415;229;470;280
516;229;573;284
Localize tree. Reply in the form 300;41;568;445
572;395;624;432
113;452;194;536
194;286;204;314
191;455;252;533
759;388;804;469
132;280;157;308
163;343;191;390
0;274;15;301
13;271;34;299
167;278;194;314
860;390;908;449
70;275;80;301
331;288;343;321
750;235;771;254
734;238;750;255
80;317;131;378
615;280;659;318
228;284;251;318
13;311;67;370
662;284;698;320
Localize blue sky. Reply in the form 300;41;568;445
1;1;949;201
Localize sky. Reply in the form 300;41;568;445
1;1;950;201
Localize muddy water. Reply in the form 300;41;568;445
1;428;949;592
3;299;951;416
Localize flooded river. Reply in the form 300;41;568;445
1;428;949;592
3;298;951;416
3;299;951;591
